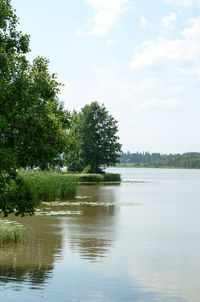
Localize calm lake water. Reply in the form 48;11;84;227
1;168;200;302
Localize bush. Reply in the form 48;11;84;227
1;177;38;217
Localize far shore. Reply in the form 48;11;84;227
111;164;200;170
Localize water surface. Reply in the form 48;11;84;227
1;168;200;301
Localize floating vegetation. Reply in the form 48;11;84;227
41;201;141;207
122;180;148;183
0;220;25;244
35;210;82;216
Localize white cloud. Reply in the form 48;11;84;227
130;39;198;69
162;0;200;7
130;17;200;69
162;12;177;29
136;98;184;110
76;0;132;37
182;17;200;39
141;17;147;29
120;78;159;92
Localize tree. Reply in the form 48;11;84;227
64;111;84;172
65;102;122;173
0;0;70;216
13;56;70;170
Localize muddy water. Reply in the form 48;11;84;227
1;168;200;302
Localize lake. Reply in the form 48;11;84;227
0;168;200;302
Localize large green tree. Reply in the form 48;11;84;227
65;102;122;173
0;0;70;216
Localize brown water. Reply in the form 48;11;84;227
1;168;200;302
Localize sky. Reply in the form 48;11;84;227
12;0;200;153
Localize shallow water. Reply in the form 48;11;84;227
1;168;200;301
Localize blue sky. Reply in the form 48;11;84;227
12;0;200;153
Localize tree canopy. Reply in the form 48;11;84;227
65;102;122;173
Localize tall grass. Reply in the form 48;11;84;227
19;170;77;201
0;220;24;244
17;170;120;203
103;173;121;182
74;173;121;183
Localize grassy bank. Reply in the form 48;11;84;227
19;170;77;201
0;220;24;244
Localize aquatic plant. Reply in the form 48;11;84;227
74;174;104;182
103;173;121;182
19;170;77;202
17;170;120;205
74;173;121;183
0;220;24;244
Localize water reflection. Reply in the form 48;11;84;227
0;184;120;290
66;184;119;262
2;168;200;301
0;267;50;290
0;216;63;289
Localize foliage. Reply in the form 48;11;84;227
0;0;70;216
0;176;38;217
119;151;163;164
15;56;70;170
64;111;84;172
65;102;122;173
19;170;77;201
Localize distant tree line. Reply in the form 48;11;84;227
119;152;200;169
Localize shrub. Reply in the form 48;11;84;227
1;177;38;217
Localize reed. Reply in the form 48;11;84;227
74;174;104;182
19;170;77;201
74;173;121;183
0;220;24;244
17;170;120;203
103;173;121;182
